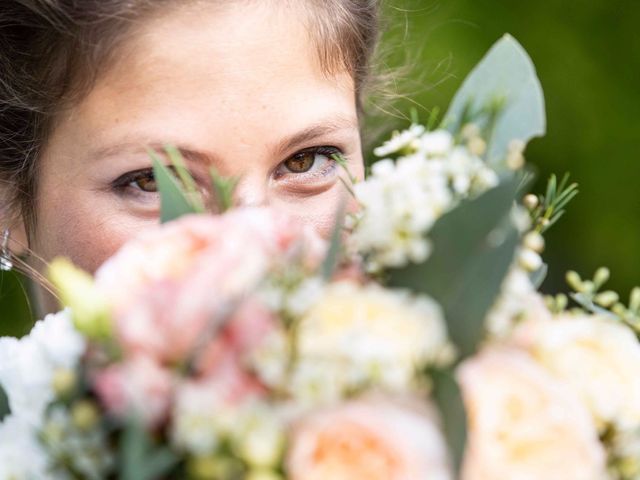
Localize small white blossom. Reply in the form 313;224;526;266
373;124;426;157
255;282;453;403
352;128;499;271
0;416;52;479
0;310;85;426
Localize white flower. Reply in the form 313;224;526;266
373;124;426;157
485;267;551;338
0;310;85;426
255;281;453;402
0;416;52;479
352;128;499;271
231;403;286;468
511;313;640;431
418;130;454;157
458;348;606;480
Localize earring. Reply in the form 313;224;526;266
1;229;13;271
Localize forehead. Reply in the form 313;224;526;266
65;2;357;152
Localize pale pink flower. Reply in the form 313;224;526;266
458;348;606;480
95;208;325;311
95;208;324;364
93;355;175;428
286;396;452;480
195;298;277;377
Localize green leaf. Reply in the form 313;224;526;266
388;176;526;357
151;155;199;223
164;145;206;213
432;369;466;475
0;384;10;421
444;34;546;170
210;166;240;213
321;202;346;281
120;417;179;480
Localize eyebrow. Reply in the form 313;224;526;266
88;115;358;165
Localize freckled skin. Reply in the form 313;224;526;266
30;3;364;281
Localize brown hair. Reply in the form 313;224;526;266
0;0;381;235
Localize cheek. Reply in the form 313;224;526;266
33;191;156;274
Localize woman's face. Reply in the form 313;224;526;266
31;3;363;273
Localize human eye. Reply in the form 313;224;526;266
111;168;159;198
274;146;341;183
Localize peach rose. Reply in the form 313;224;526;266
458;348;606;480
511;313;640;430
286;396;452;480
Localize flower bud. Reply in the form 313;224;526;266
52;368;77;398
630;287;640;313
523;231;545;253
468;137;487;156
246;470;284;480
48;258;112;339
518;249;542;272
71;400;100;431
539;218;551;229
461;123;481;140
593;267;610;287
188;456;243;480
594;291;619;308
523;194;539;210
237;421;285;468
506;151;525;170
566;271;583;291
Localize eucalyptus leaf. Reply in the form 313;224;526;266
388;176;526;357
0;384;10;421
444;34;546;170
432;369;466;475
151;157;200;223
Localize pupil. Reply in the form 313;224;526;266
286;152;314;173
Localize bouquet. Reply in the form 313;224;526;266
1;35;640;480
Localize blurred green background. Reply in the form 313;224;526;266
1;0;639;335
371;0;640;295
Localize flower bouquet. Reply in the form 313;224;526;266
1;35;639;480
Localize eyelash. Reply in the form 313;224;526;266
111;145;343;197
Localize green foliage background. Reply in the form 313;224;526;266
373;0;640;295
1;0;638;334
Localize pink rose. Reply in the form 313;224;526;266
94;208;324;364
93;355;175;428
95;208;325;309
195;298;277;377
286;396;452;480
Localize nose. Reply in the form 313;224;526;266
231;175;268;208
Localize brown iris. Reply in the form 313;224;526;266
284;151;315;173
133;175;158;192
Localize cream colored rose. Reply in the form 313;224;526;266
511;314;640;430
458;348;606;480
286;396;452;480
